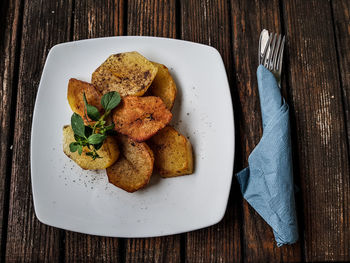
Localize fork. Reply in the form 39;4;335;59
259;29;286;87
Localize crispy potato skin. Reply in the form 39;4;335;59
64;51;196;193
113;96;172;142
63;126;119;170
147;62;177;110
148;126;193;177
67;78;103;122
106;135;154;192
91;52;158;97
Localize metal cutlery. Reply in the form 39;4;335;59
259;29;286;86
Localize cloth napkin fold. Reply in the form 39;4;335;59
236;65;298;246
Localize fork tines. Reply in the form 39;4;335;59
260;32;285;73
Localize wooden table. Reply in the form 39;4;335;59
1;0;349;262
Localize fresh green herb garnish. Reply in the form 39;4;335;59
101;91;121;111
71;112;85;137
83;93;100;121
69;91;121;160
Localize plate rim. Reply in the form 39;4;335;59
30;36;235;237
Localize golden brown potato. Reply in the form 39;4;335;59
113;96;172;142
106;135;154;192
67;78;103;122
63;125;119;170
148;126;193;177
91;52;158;97
147;62;177;110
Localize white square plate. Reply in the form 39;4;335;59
31;36;235;237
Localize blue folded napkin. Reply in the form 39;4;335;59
236;65;298;246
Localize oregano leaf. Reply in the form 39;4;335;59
83;93;100;121
101;91;121;111
87;134;106;145
69;142;79;152
77;145;83;155
71;113;85;138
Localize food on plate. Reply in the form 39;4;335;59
148;126;193;177
106;135;154;192
91;51;158;97
63;125;119;170
113;96;172;142
63;51;194;192
66;90;121;160
147;62;177;110
67;78;103;122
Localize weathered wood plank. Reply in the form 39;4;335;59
65;234;120;262
229;0;303;261
125;236;181;263
0;0;22;260
125;1;181;262
127;0;176;38
72;0;124;40
184;197;241;263
180;1;242;262
5;0;72;261
282;0;350;261
64;1;124;262
332;0;350;151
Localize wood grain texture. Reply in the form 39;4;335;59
282;0;350;261
229;0;303;262
72;0;124;40
332;0;350;151
0;0;22;259
125;1;181;262
184;197;241;263
0;0;349;262
64;1;124;262
125;236;181;263
127;0;176;38
180;1;242;262
65;234;120;262
5;0;72;261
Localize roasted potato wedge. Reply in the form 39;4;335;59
148;126;193;177
147;62;177;110
67;78;103;122
91;52;158;97
113;96;172;142
63;125;119;170
106;135;154;192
